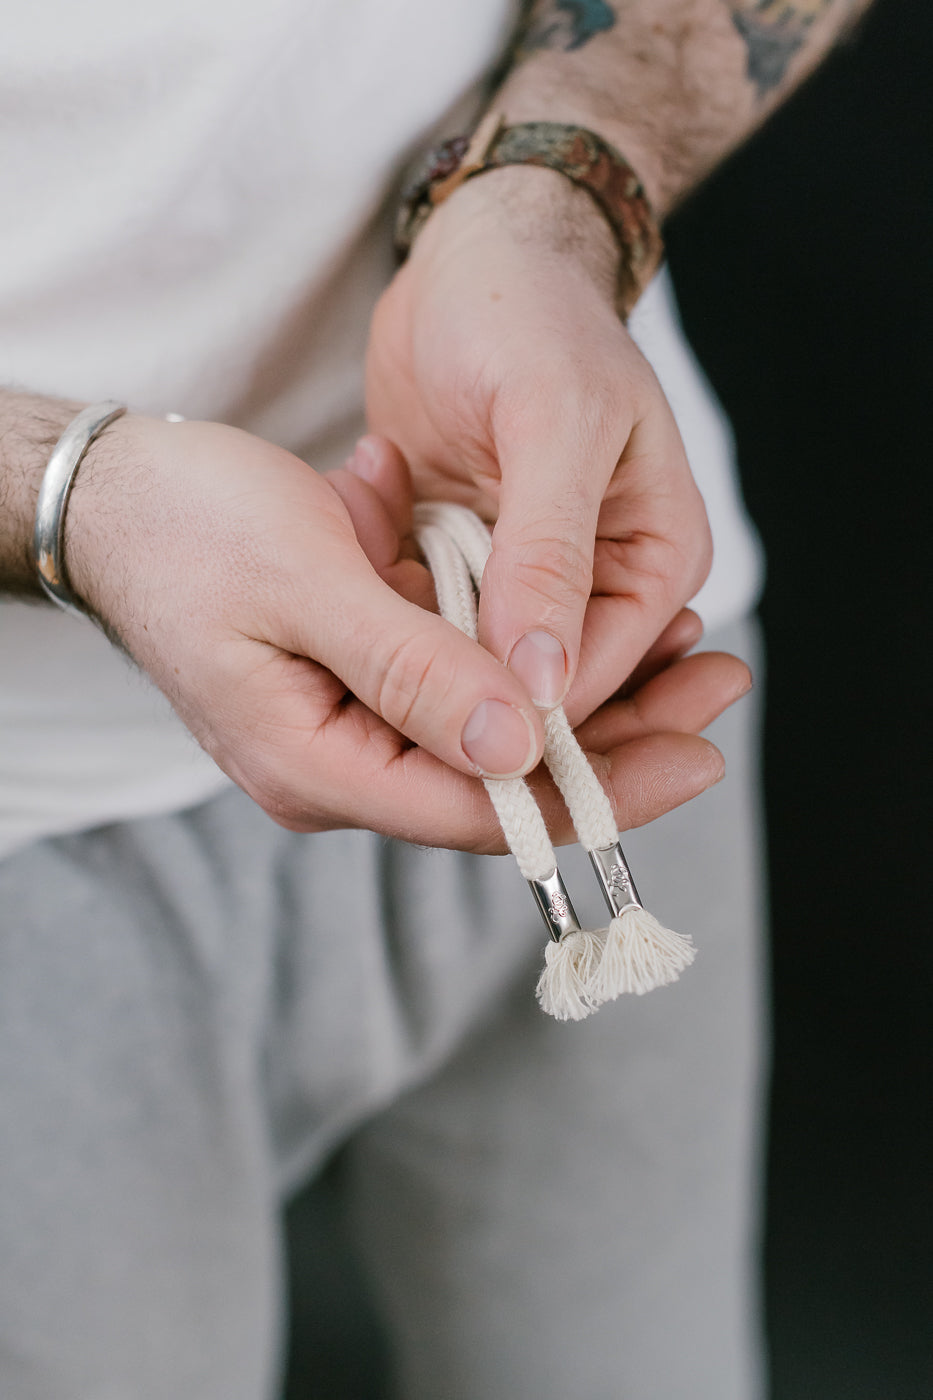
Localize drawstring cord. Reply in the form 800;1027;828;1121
415;502;696;1021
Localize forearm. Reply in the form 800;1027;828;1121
0;391;84;596
496;0;872;215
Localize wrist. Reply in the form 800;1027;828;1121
63;410;163;631
493;98;667;220
398;120;662;319
0;392;86;596
410;161;621;310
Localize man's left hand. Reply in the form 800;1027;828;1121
366;165;713;726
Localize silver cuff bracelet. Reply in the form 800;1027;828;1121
33;401;127;617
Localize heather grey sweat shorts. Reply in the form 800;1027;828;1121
0;620;767;1400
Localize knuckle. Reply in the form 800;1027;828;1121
689;532;714;596
675;483;714;590
209;727;324;833
260;796;315;832
666;507;713;601
239;766;310;830
375;630;453;734
596;505;713;608
692;514;715;589
496;533;593;617
229;744;316;829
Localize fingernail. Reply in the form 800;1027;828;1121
461;699;538;778
507;630;567;708
344;436;379;483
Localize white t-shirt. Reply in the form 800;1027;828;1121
0;0;762;858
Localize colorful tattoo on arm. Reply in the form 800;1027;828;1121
520;0;617;55
728;0;838;96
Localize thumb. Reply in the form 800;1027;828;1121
303;541;544;780
478;433;607;709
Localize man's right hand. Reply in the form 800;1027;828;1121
58;416;744;849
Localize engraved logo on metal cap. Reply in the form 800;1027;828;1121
608;863;632;893
548;892;569;920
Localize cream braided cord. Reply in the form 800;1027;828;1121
416;503;617;852
414;502;696;1020
415;518;557;881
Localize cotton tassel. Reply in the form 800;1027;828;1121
535;928;607;1021
591;906;696;1002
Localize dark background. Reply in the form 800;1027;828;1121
667;0;932;1393
284;2;932;1394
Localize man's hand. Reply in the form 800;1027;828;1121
367;166;712;723
51;415;743;848
63;415;545;810
367;0;872;717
